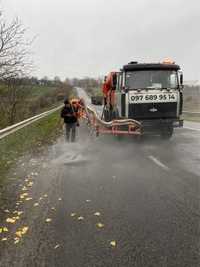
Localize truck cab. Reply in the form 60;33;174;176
106;60;184;138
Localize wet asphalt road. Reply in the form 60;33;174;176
1;92;200;267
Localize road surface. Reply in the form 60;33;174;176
0;88;200;267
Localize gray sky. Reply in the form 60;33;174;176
2;0;200;80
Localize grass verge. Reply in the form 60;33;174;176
0;110;62;186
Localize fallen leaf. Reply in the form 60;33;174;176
15;231;22;238
54;244;60;249
13;216;20;221
15;226;29;238
4;209;10;213
3;227;8;232
110;241;117;247
86;199;91;203
25;198;33;201
1;238;7;241
77;216;84;221
94;212;101;216
20;193;28;199
21;227;29;235
46;218;52;223
14;238;20;244
34;203;39;207
51;207;56;211
6;218;16;224
27;182;34;187
96;223;104;228
22;186;28;191
58;198;62;201
39;197;43;201
70;213;76;217
0;228;2;233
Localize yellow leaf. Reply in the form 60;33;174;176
14;239;20;244
39;197;43;201
70;213;76;217
4;209;10;213
22;186;28;191
46;218;52;223
3;227;8;232
94;212;101;216
96;223;104;228
17;211;23;216
6;218;16;224
27;182;34;187
110;241;117;247
25;198;33;201
77;216;84;221
0;228;2;233
15;231;22;238
2;238;7;241
21;227;29;235
44;194;48;198
34;203;39;207
54;244;60;249
13;216;20;221
58;198;62;201
51;207;56;211
20;193;28;199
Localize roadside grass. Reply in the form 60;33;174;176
0;110;62;186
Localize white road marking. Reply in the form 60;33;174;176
183;126;200;132
148;155;170;171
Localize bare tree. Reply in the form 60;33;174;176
0;11;34;127
0;13;33;80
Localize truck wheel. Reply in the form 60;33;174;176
161;126;173;139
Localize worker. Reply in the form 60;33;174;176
61;99;78;142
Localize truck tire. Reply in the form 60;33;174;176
161;125;173;139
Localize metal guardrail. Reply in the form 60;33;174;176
0;105;198;140
0;105;63;140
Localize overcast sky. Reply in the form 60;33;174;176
2;0;200;80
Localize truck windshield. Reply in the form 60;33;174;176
125;70;178;89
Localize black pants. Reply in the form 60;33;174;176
65;123;76;142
